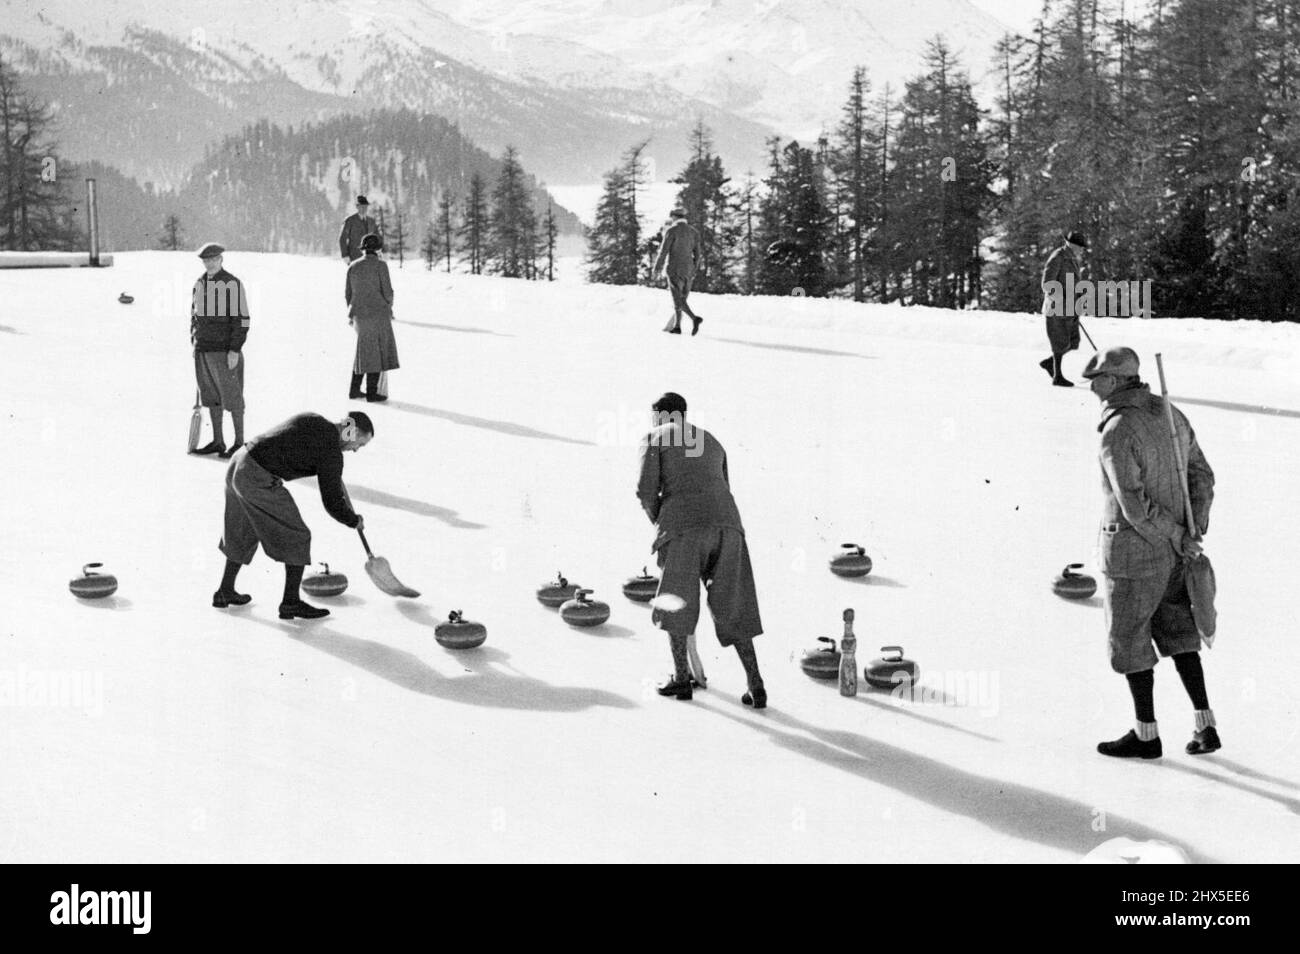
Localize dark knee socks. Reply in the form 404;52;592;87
220;559;241;593
1174;652;1209;709
283;564;304;604
366;372;380;395
734;638;763;689
669;632;690;681
1126;669;1157;737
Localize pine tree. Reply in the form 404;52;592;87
736;173;759;295
668;121;739;293
755;139;832;296
388;209;408;267
158;214;184;250
436;192;454;272
542;201;558;281
488;146;537;278
459;172;488;275
420;220;438;270
585;140;649;285
831;67;882;301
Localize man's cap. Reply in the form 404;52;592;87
1082;346;1140;379
360;232;383;252
652;391;687;417
1066;230;1089;249
670;207;686;219
356;195;369;205
196;242;225;259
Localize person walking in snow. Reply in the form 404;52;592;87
652;209;703;335
1084;347;1220;759
190;242;249;459
339;195;378;263
637;392;765;705
1040;230;1089;387
345;233;399;402
213;411;372;620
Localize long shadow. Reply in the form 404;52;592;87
853;690;1002;742
1157;759;1300;815
385;400;596;446
0;324;22;335
697;699;1217;862
1172;395;1300;420
346;483;487;529
254;614;635;712
395;319;513;338
714;337;875;360
564;622;637;639
1201;756;1300;791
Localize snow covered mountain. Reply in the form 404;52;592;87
1;0;1010;189
421;0;1011;136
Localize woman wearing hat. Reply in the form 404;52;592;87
344;233;400;402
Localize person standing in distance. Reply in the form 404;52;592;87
652;209;703;336
213;412;372;620
1040;230;1089;387
1084;348;1220;758
637;392;765;705
339;195;378;264
190;242;249;459
345;233;400;402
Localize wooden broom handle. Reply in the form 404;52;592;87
1154;353;1200;541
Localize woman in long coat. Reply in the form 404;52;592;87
345;233;399;402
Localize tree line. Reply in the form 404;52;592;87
587;0;1300;322
0;55;85;251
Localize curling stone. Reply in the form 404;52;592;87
1052;563;1097;600
865;645;919;690
117;292;134;304
800;637;841;679
69;563;118;599
537;571;580;608
559;588;611;627
434;610;488;649
829;543;873;578
301;562;348;598
622;566;659;602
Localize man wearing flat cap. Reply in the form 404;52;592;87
190;243;250;458
1040;231;1089;386
1084;347;1220;759
339;196;378;263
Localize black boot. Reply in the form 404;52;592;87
656;675;693;700
1186;726;1221;755
1051;355;1074;387
349;374;364;399
278;600;330;620
365;372;387;402
741;685;767;709
1039;356;1054;377
1097;729;1162;759
690;314;703;336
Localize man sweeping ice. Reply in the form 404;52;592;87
213;412;373;620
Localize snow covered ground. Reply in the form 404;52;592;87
2;251;1298;863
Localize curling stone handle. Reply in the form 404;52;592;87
818;636;838;651
840;543;864;554
575;588;593;601
320;562;330;574
1063;563;1084;577
880;645;904;660
82;562;103;576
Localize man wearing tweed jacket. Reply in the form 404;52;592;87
1084;347;1219;759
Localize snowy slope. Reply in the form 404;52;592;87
1;252;1298;863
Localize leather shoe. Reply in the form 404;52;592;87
192;441;225;456
278;600;330;620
